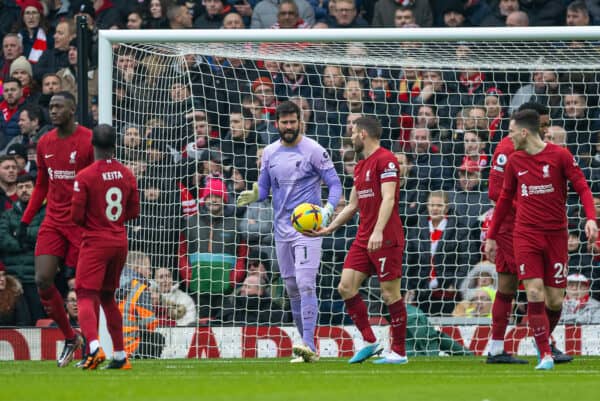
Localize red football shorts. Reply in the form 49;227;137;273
75;239;128;292
513;230;568;288
495;229;517;275
343;242;403;282
35;222;82;268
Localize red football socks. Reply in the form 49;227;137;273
38;286;76;340
76;289;101;346
546;307;562;336
344;294;377;343
491;291;514;341
101;291;125;352
528;301;551;357
388;299;407;356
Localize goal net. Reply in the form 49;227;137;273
97;28;600;359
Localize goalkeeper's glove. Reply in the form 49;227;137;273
237;182;259;206
321;203;335;228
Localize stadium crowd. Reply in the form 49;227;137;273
2;0;600;343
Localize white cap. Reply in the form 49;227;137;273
567;273;589;283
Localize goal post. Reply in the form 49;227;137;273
92;27;600;360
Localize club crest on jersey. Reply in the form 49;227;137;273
69;151;77;164
365;170;371;182
521;183;528;197
542;164;550;178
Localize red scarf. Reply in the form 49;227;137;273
566;294;590;312
459;72;485;95
28;28;47;64
488;112;504;141
428;217;447;285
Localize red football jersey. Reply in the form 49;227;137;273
353;147;404;247
71;158;140;241
22;125;94;225
488;136;516;231
488;143;595;237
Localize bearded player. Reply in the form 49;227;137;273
309;116;407;365
237;101;342;362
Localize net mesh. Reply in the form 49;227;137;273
107;39;600;359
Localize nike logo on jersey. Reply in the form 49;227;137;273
269;164;277;168
45;154;54;159
380;272;390;278
518;170;528;176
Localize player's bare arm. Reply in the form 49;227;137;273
367;181;396;252
306;187;358;237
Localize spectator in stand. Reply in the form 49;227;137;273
520;0;565;26
480;0;520;26
252;0;315;29
118;250;165;359
117;124;145;161
328;0;368;28
453;286;496;318
544;125;567;148
395;151;420;227
0;155;18;212
566;1;590;26
509;70;560;114
415;104;450;146
442;1;469;27
1;78;26;148
227;270;288;324
167;3;194;29
154;267;196;327
251;76;278;131
484;88;508;143
71;2;99;68
1;34;24;83
33;19;74;83
194;0;232;29
505;10;529;26
5;144;29;176
38;73;62;112
222;12;246;29
560;274;600;324
17;0;52;65
373;0;432;28
313;64;345;123
557;90;600;162
393;7;419;27
145;0;170;29
186;177;244;319
0;173;44;322
220;108;259;182
406;127;451;199
58;289;78;327
405;190;470;316
0;263;31;326
89;0;124;30
450;158;491;232
458;260;497;302
56;39;98;110
567;229;593;279
413;69;460;129
17;103;47;146
274;61;321;101
125;8;145;30
272;0;311;28
10;56;38;105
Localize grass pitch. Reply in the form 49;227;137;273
2;356;600;401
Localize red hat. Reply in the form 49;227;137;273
19;0;44;16
200;178;229;202
252;77;274;93
459;158;481;174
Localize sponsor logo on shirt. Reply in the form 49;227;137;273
526;184;555;195
47;168;75;180
357;189;375;199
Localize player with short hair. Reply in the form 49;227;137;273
71;124;140;370
485;109;598;370
309;116;407;365
487;102;571;364
237;101;342;363
18;91;94;367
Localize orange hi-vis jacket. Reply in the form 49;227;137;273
119;278;158;356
